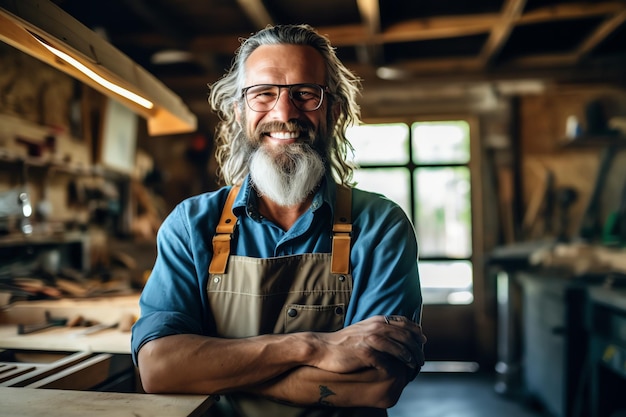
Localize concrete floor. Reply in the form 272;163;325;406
389;372;547;417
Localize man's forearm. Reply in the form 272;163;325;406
138;333;314;394
137;315;425;399
246;362;410;409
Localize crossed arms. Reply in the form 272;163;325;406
137;315;426;408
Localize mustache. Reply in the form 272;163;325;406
253;120;316;142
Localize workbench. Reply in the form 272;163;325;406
0;387;214;417
0;295;138;353
0;295;216;416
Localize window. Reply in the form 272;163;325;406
347;120;473;305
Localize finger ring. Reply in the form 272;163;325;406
384;315;390;324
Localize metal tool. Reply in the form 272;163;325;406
17;311;67;335
72;322;118;337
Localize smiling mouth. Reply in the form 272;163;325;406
266;131;300;140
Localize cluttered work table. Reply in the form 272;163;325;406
0;294;215;417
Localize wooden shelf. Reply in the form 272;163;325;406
559;135;626;148
0;232;86;248
0;153;91;176
0;153;129;180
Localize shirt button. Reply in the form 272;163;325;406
287;308;298;317
213;276;221;284
335;306;344;315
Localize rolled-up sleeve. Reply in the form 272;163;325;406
347;189;422;325
131;204;209;365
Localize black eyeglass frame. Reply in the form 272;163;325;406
241;83;328;112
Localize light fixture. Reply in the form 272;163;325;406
32;32;155;110
151;49;195;66
0;0;197;136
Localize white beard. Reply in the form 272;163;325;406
249;143;325;207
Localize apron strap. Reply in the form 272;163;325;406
331;184;352;274
208;184;353;275
209;185;240;274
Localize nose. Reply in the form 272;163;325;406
270;87;301;121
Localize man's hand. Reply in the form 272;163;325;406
250;317;426;408
308;315;426;374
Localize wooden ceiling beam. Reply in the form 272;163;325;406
381;57;484;74
479;0;527;67
117;1;626;53
108;0;626;85
356;0;380;35
355;0;382;64
518;2;626;26
575;9;626;60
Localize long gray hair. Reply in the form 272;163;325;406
208;24;362;186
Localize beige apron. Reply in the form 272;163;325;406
206;185;387;417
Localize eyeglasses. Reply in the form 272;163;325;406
241;83;327;112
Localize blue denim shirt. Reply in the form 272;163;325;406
131;173;422;364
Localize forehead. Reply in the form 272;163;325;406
244;44;326;85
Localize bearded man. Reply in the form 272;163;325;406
131;24;426;417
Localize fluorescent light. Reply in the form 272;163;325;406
151;49;194;65
33;34;154;110
0;0;196;135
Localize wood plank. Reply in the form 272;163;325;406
1;351;93;387
479;0;527;66
0;364;37;383
0;387;215;417
575;10;626;60
0;294;140;327
0;326;131;354
25;353;112;390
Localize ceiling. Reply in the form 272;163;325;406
48;0;626;133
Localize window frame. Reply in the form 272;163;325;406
350;115;483;305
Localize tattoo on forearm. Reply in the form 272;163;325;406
318;385;336;405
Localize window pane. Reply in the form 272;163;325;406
412;121;470;164
347;123;409;165
419;260;473;305
353;168;411;217
413;167;472;258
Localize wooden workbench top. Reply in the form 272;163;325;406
0;324;131;353
0;294;141;326
0;387;214;417
0;294;140;353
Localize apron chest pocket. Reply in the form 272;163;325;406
284;303;346;333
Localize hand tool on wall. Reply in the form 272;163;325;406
579;144;618;241
603;174;626;245
555;186;578;242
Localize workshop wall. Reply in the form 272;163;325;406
518;87;626;243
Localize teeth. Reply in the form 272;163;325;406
269;131;299;140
